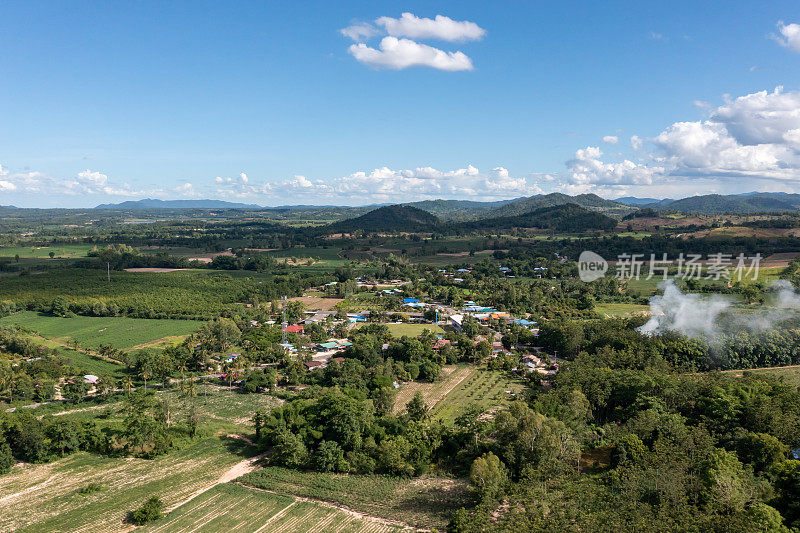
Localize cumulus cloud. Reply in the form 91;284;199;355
375;13;486;42
348;37;473;71
213;164;542;203
566;146;663;189
773;21;800;52
566;87;800;193
0;165;156;198
341;12;482;71
602;135;618;144
340;22;378;41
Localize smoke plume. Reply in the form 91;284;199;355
637;279;800;340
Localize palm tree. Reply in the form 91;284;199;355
123;376;133;398
140;369;150;390
185;380;196;403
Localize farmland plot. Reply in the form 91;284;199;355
0;311;201;350
146;484;399;533
393;366;524;422
0;436;252;532
392;365;474;414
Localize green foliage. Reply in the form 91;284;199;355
128;495;164;525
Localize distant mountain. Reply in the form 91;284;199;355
484;193;635;218
403;198;518;221
614;196;667;206
458;204;617;233
95;198;263;209
0;205;19;209
648;194;798;214
327;205;440;233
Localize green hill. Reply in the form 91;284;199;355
651;194;797;214
457;204;617;233
484;193;635;218
326;205;440;233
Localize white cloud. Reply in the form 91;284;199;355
375;13;486;42
565;87;800;194
602;135;618;144
567;146;663;188
213;164;542;203
774;21;800;53
340;22;378;41
348;37;473;71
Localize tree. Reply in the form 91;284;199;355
314;440;348;472
0;437;13;474
470;452;508;501
48;251;55;259
129;496;164;525
273;431;308;468
406;392;428;422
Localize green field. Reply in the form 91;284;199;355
594;302;651;317
393;366;524;423
0;311;202;350
145;483;398;532
0;244;95;259
239;467;472;530
358;323;444;338
29;334;126;377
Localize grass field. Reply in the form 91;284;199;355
145;483;399;532
239;467;473;530
29;334;126;377
357;323;444;338
594;302;651;317
726;365;800;387
0;244;95;259
0;311;202;350
393;365;524;422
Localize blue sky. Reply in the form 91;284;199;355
2;1;800;207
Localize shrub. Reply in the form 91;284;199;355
129;495;164;525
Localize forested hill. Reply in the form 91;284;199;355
95;199;263;209
402;198;517;221
455;203;617;233
648;193;800;214
326;204;441;233
484;192;636;218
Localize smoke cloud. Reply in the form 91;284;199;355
637;279;800;340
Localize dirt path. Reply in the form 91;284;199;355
238;484;428;532
163;450;268;514
0;474;56;504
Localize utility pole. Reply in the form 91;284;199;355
281;295;288;345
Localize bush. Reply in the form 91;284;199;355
77;482;105;495
129;495;164;525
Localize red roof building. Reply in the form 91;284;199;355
282;324;304;333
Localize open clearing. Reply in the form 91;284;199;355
0;244;95;259
145;483;401;532
356;323;444;338
0;311;202;350
594;303;650;317
289;295;343;311
393;366;524;422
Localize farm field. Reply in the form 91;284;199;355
594;302;651;317
361;323;444;338
393;366;524;422
29;334;126;377
0;435;254;532
726;365;800;387
0;244;95;259
289;295;343;311
0;311;202;350
145;483;399;532
239;467;473;530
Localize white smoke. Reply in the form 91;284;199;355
638;279;800;340
637;280;732;338
771;279;800;308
